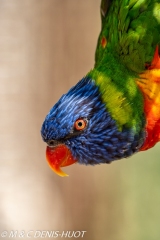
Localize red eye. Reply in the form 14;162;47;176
74;118;87;131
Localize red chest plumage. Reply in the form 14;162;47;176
137;46;160;150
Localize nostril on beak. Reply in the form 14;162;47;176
47;140;60;147
47;140;55;147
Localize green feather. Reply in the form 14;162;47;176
95;0;160;72
92;0;160;132
88;53;144;132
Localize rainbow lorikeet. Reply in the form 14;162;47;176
41;0;160;177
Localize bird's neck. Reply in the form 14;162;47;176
86;53;144;132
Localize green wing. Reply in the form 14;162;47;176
95;0;160;73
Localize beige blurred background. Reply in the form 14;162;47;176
0;1;160;240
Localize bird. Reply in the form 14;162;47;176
41;0;160;177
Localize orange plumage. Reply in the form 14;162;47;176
137;46;160;150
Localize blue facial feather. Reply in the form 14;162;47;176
41;76;146;165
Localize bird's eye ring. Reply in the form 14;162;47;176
74;118;87;131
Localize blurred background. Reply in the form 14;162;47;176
0;1;160;240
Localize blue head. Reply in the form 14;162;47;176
41;76;145;166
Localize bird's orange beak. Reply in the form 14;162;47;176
46;145;77;177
